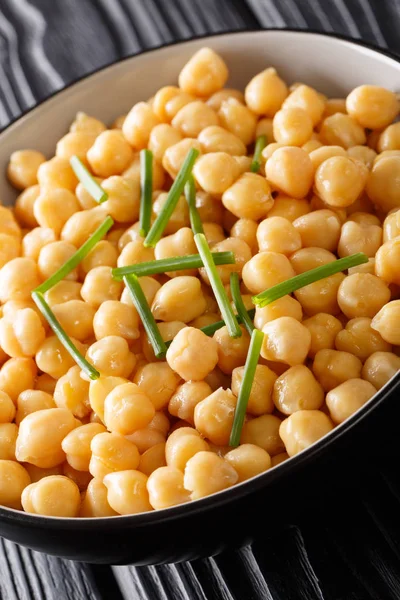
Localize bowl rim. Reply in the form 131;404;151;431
1;27;399;528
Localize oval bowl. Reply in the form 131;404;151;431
1;29;400;565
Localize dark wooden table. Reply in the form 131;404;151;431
1;1;400;598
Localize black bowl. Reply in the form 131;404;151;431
1;29;400;565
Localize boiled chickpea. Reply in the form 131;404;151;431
348;257;376;276
319;113;366;148
168;381;213;425
377;122;400;152
371;300;400;344
255;117;274;141
337;273;390;319
198;125;246;156
22;226;56;262
166;327;218;382
267;195;310;222
279;410;333;457
61;422;106;471
293;210;341;252
16;408;76;468
0;391;16;423
206;88;245;111
86;336;136;379
122;102;160;149
273;107;313;146
0;257;40;303
232;364;276;415
101;176;140;223
0;233;20;270
224;444;271;482
81;266;123;308
326;378;376;424
383;211;400;242
347;146;377;169
93;300;140;341
309;145;347;170
0;358;37;403
88;376;128;422
366;156;400;213
147;466;190;509
242;251;295;295
322;98;347;118
0;308;45;358
165;428;209;471
138;442;167;477
241;414;284;455
222;173;273;220
53;366;90;418
271;452;289;467
179;47;228;97
336;317;391;360
151;193;190;235
152;277;206;323
200;238;251;286
38;241;78;282
213;325;250;374
23;464;63;483
266;147;314;199
141;320;185;362
14;185;40;228
315;156;368;208
35;374;57;395
261;317;311;366
193;387;236;445
0;460;31;509
282;84;325;126
230;219;257;254
70;112;106;135
303;313;343;358
37;157;78;191
245;68;288;116
62;463;92;491
155;227;197;277
56;131;96;165
375;239;400;285
162;138;202;179
194;191;224;226
7;150;46;190
218;98;257;145
346;85;398;129
79;241;117;277
22;475;80;517
254;296;302;330
302;139;323;153
148;123;183;162
126;427;165;454
103;382;155;435
184;451;238;500
257;216;301;255
338;221;382;258
89;432;140;479
79;478;117;517
61;206;107;247
15;390;56;426
104;470;152;515
193;152;240;196
36;335;86;379
362;351;400;390
273;365;324;415
44;281;82;309
0;423;18;460
172;100;219;137
133;362;181;410
53;301;95;341
87;130;133;177
152;86;192;121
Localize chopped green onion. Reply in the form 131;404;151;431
253;252;369;308
70;155;108;204
123;274;167;359
112;251;235;280
35;216;114;294
229;329;264;447
32;291;99;380
185;175;203;235
139;149;153;237
250;135;267;173
230;272;254;337
194;233;241;339
144;148;199;247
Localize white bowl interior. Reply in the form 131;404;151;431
1;30;400;206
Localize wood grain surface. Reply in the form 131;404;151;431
0;1;400;599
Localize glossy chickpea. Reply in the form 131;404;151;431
38;241;78;282
23;464;63;483
101;176;140;223
293;210;341;252
87;130;133;177
218;98;257;145
43;281;82;309
88;376;128;423
89;432;140;480
309;145;347;170
162;138;202;179
152;86;191;121
221;173;273;220
296;268;343;317
279;410;333;457
383;211;400;243
319;113;366;148
375;238;400;285
152;277;206;323
0;257;40;303
273;107;313;146
9;150;46;195
154;227;197;277
242;251;295;295
302;139;323;153
133;362;181;411
148;123;183;162
206;88;245;111
338;221;382;258
172;100;219;137
53;366;90;418
213;325;250;374
168;381;213;425
179;47;228;96
0;391;16;424
55;131;96;165
21;227;55;262
271;452;289;467
15;390;55;425
122;102;160;149
184;451;238;500
282;84;325;126
79;478;118;518
200;238;251;286
371;301;400;345
52;301;95;342
266;147;314;199
36;335;86;379
302;313;343;358
166;327;218;382
0;460;31;509
348;258;376;276
273;365;324;415
362;351;400;390
86;336;136;379
230;219;258;254
14;185;40;228
37;156;78;191
193;388;236;445
0;358;37;403
61;422;106;471
147;466;190;509
93;300;139;341
198;125;246;156
240;414;284;455
152;193;190;234
232;364;276;416
346;85;398;129
257;216;301;255
336;317;391;360
326;378;376;424
138;442;167;477
224;444;271;482
255;117;274;141
347;145;377;169
70;111;106;135
0;423;18;460
141;320;185;362
0;308;45;358
315;156;368;208
245;68;288;116
34;375;56;396
79;241;117;277
0;233;20;270
254;296;302;330
377;122;400;152
104;470;152;515
22;475;80;517
81;266;123;308
267;195;310;222
261;317;311;366
103;382;155;436
366;156;400;213
126;427;166;454
193;152;240;196
193;191;224;226
165;428;209;471
61;206;107;247
337;274;390;319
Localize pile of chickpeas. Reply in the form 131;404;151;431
1;47;400;518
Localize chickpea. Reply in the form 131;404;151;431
147;466;190;509
322;98;347;118
36;335;86;379
171;100;218;138
61;206;107;248
257;216;301;255
0;358;37;403
319;113;366;148
377;122;400;152
195;191;224;226
0;460;31;509
362;351;400;390
273;107;313;146
142;320;185;362
282;84;325;126
302;313;343;359
347;146;377;169
52;301;95;342
62;463;92;491
348;257;376;276
166;327;217;383
371;300;400;345
14;185;40;228
225;444;271;482
81;266;123;308
79;241;117;277
193;152;240;196
245;68;288;116
375;238;400;285
383;211;400;243
273;365;324;415
229;219;257;254
165;428;209;470
326;378;376;424
34;375;56;396
8;149;46;191
0;391;16;423
126;427;165;454
103;382;155;436
315;156;368;208
0;423;18;460
192;387;235;445
38;241;78;282
374;150;400;165
148;123;183;162
0;206;21;239
137;443;166;477
87;130;133;177
37;156;78;191
133;362;181;410
293;210;341;253
262;142;286;162
0;233;20;270
179;48;228;96
16;408;76;468
261;317;311;366
103;470;152;515
86;336;136;379
22;476;80;517
337;274;390;319
0;257;40;303
155;227;197;277
240;414;284;455
101;176;140;223
338;221;382;258
255;117;274;141
89;432;140;479
70;111;106;135
206;88;245;111
162;138;202;179
88;376;128;423
61;422;106;471
198;125;246;156
279;410;333;457
55;131;97;166
218;98;257;145
168;381;213;425
121;102;160;149
79;478;118;517
24;464;63;483
53;366;90;418
242;251;295;295
254;296;302;330
266;147;314;199
345;85;397;129
267;195;310;222
366;156;400;213
15;390;56;425
213;325;250;374
0;308;45;358
21;227;55;263
44;281;82;309
152;277;206;323
309;145;347;170
302;139;323;153
183;451;238;500
232;364;276;416
152;86;192;121
336;317;392;360
93;300;139;341
221;173;273;221
200;238;251;286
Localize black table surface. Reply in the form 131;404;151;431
1;1;400;599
